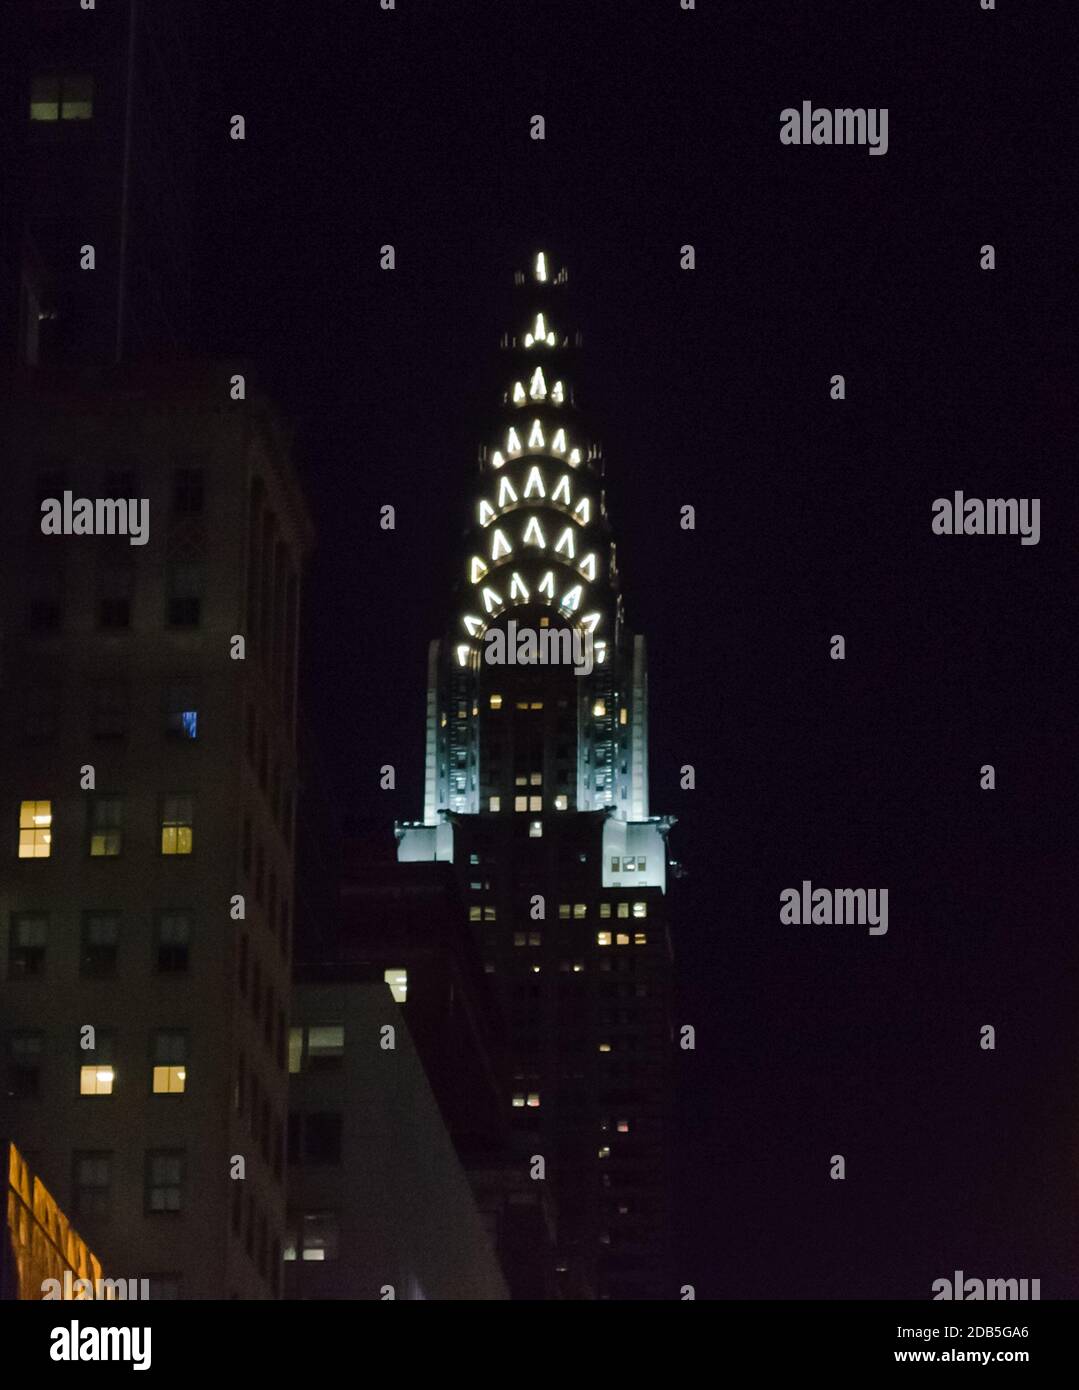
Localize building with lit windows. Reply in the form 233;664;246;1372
0;365;313;1298
396;253;676;1299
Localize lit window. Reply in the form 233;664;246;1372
617;902;630;919
515;775;527;786
529;771;542;786
301;1213;339;1261
529;821;542;838
514;795;528;812
527;1093;540;1108
554;794;568;810
619;708;627;725
617;1120;630;1133
593;700;606;718
512;1093;525;1108
483;907;496;921
490;693;502;709
616;933;630;946
529;931;541;946
89;796;123;856
633;902;647;918
598;1043;611;1053
573;904;587;919
18;800;52;858
288;1028;303;1074
165;685;199;740
160;796;193;855
79;1034;115;1096
598;1146;610;1159
489;796;501;812
30;74;94;122
514;932;526;946
597;931;612;947
469;905;482;921
558;904;570;919
634;933;647;945
528;796;542;812
623;857;637;872
152;1032;187;1094
308;1024;346;1063
600;903;612;919
384;968;408;1003
573;962;584;973
530;701;543;711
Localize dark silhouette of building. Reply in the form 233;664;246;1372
1;0;198;368
397;253;676;1298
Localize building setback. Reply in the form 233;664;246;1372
397;254;676;1299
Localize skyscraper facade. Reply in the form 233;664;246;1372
397;254;675;1299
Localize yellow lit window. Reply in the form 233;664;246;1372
597;931;611;947
490;694;502;709
288;1027;303;1074
529;772;542;785
483;906;496;921
592;700;606;718
515;701;528;710
600;903;611;919
633;902;647;918
616;933;630;946
152;1065;186;1094
598;1043;611;1053
531;963;541;973
530;701;543;710
598;1146;610;1159
619;708;627;725
515;775;527;786
489;795;500;811
160;796;193;855
634;933;647;945
554;794;568;810
573;903;587;919
152;1032;187;1092
384;967;408;1003
617;902;629;919
558;904;571;919
80;1065;114;1096
514;795;528;812
512;1093;525;1107
18;800;52;858
528;796;542;812
573;962;584;973
469;905;482;921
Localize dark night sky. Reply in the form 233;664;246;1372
191;1;1076;1297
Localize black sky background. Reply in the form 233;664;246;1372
190;1;1076;1298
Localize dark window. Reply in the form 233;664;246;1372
156;911;191;973
92;682;128;739
80;911;119;977
88;797;124;857
72;1152;112;1218
30;73;93;122
172;469;204;516
166;563;202;627
303;1113;342;1166
9;1031;44;1097
9;913;47;976
145;1150;184;1213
